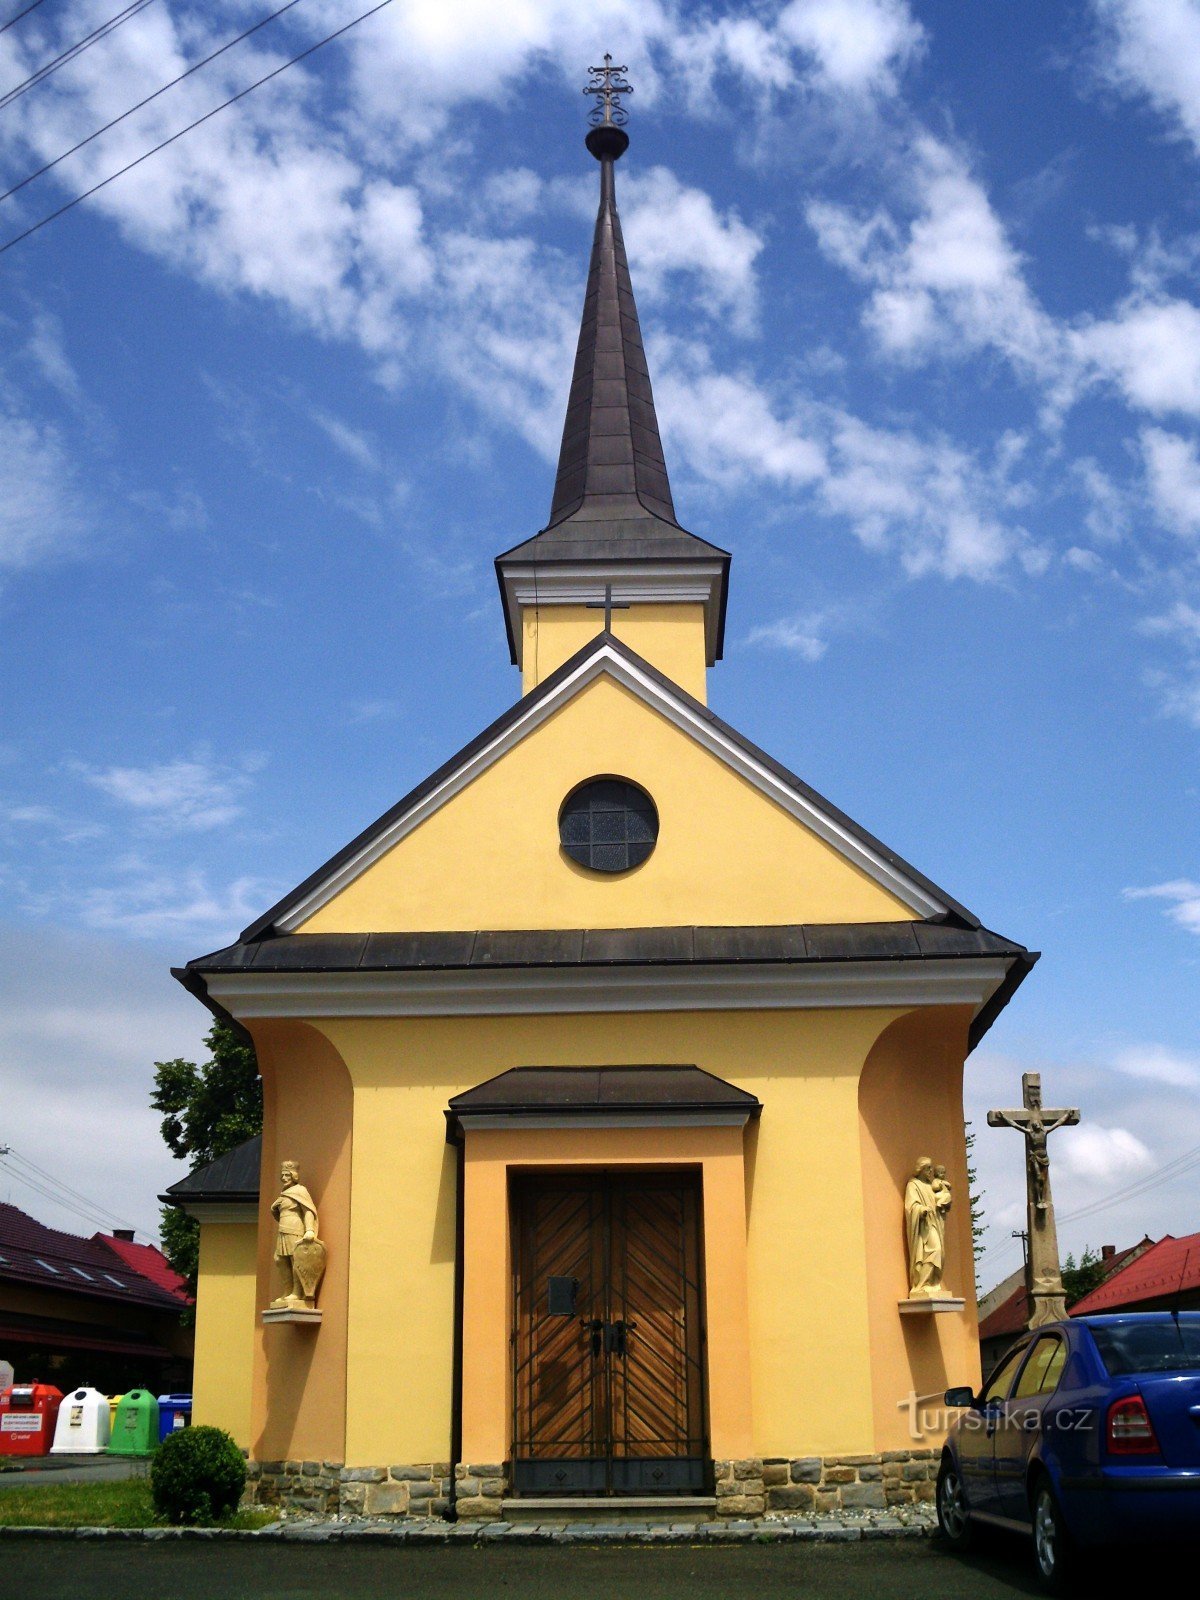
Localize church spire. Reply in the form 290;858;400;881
547;57;676;530
494;60;731;690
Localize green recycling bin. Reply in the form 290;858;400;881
107;1389;159;1456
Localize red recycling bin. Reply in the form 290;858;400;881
0;1383;63;1457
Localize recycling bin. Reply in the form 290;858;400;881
0;1382;62;1458
107;1388;159;1456
107;1393;123;1431
156;1393;192;1442
51;1387;111;1454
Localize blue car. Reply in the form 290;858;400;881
937;1311;1200;1591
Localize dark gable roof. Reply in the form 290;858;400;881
182;923;1036;1054
446;1064;760;1140
221;631;983;947
160;1135;262;1208
0;1202;186;1312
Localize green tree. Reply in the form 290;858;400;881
153;1021;262;1308
965;1121;986;1296
1062;1245;1107;1308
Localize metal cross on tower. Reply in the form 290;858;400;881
586;582;630;632
584;54;633;127
987;1072;1080;1328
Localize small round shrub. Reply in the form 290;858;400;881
150;1425;246;1525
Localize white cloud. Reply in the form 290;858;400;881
1139;600;1200;643
1057;1123;1155;1184
778;0;924;95
0;923;208;1239
1113;1042;1200;1089
1075;300;1200;419
807;135;1064;383
77;756;261;831
746;615;830;660
309;409;380;471
0;409;86;568
656;346;1036;580
1141;426;1200;534
1073;457;1131;543
622;168;763;332
1137;599;1200;726
80;868;276;941
1092;0;1200;157
1125;878;1200;933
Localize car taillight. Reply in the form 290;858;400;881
1106;1395;1160;1456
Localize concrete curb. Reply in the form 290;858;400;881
0;1513;937;1546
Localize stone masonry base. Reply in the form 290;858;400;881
718;1451;938;1517
245;1452;937;1520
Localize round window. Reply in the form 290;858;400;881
558;777;659;873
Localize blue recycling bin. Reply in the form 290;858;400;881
156;1393;192;1442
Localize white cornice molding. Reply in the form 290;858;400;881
501;561;725;665
175;1202;258;1224
206;956;1008;1020
458;1111;754;1131
273;641;951;932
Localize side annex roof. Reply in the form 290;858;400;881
233;631;980;942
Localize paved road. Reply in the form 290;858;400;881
0;1457;146;1489
0;1535;1141;1600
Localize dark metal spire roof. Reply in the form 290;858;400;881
495;70;730;645
546;127;677;532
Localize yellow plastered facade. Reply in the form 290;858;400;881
188;585;996;1479
192;1221;257;1448
200;1004;980;1468
521;603;709;700
298;672;915;935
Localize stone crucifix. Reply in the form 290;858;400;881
987;1073;1080;1328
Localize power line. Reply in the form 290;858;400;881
0;0;51;36
0;1146;150;1237
4;1147;143;1225
0;0;158;112
2;0;308;203
0;0;397;257
1058;1147;1200;1226
981;1141;1200;1279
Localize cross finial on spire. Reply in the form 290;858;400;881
584;54;632;128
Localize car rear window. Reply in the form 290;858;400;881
1089;1320;1200;1375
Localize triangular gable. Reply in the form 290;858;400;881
242;635;975;940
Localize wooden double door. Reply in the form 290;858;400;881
511;1172;708;1495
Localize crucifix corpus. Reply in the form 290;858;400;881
987;1072;1080;1328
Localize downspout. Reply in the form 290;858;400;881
447;1117;465;1521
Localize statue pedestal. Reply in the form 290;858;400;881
898;1297;965;1315
262;1306;323;1325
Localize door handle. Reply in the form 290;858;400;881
604;1319;638;1356
581;1317;604;1358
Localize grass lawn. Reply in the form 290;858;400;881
0;1479;273;1530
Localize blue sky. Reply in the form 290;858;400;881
1;0;1198;1292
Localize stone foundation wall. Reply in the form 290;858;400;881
716;1451;938;1517
245;1461;453;1518
245;1453;934;1520
452;1462;508;1520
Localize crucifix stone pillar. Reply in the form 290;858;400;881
987;1073;1080;1328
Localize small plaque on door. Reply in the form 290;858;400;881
546;1276;578;1315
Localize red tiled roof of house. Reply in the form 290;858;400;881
0;1201;183;1313
1071;1230;1200;1314
978;1283;1030;1342
979;1238;1151;1341
95;1233;190;1305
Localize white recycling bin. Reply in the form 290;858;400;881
50;1386;111;1454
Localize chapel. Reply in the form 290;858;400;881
166;69;1037;1522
